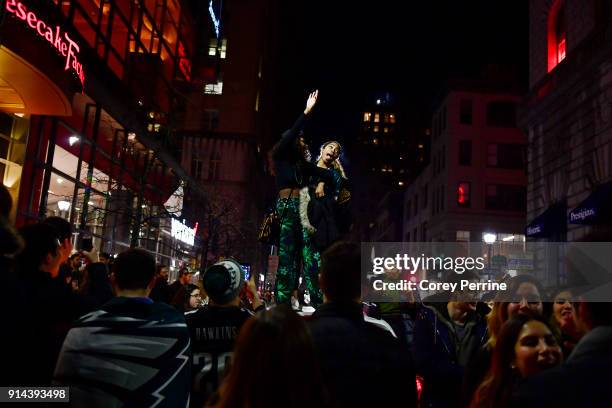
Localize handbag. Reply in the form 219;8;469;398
258;189;294;246
258;208;281;246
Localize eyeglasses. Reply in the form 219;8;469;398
190;293;202;298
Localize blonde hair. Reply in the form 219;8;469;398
316;140;347;178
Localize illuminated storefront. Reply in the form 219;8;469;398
0;0;201;267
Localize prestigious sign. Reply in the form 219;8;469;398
171;218;195;246
5;0;86;89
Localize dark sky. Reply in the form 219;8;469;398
273;0;529;148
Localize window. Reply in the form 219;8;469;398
208;38;227;59
191;158;202;180
486;102;516;127
459;140;472;166
389;114;396;124
547;0;566;72
487;144;525;169
460;99;473;125
203;110;219;130
456;230;470;242
383;127;389;134
373;125;379;133
374;113;380;123
486;184;526;211
363;112;371;122
204;81;223;95
457;182;470;208
384;113;390;123
208;151;222;180
422;185;428;209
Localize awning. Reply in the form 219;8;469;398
569;181;612;225
526;201;567;238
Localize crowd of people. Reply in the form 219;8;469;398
1;90;611;407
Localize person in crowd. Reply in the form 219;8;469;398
14;222;83;385
67;252;83;289
185;259;263;407
53;249;191;407
171;283;202;313
469;314;562;408
271;90;337;309
413;270;489;408
78;249;114;312
99;252;111;265
167;266;193;301
309;241;417;408
150;264;171;303
464;274;548;404
549;287;583;357
301;140;352;252
209;305;329;408
0;185;25;386
43;216;74;266
511;302;612;408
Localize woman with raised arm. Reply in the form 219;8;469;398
271;90;335;309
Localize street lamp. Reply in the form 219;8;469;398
483;233;497;280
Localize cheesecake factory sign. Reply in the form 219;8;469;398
5;0;86;89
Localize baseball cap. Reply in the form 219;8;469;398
202;258;245;304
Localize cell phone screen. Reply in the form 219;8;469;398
81;236;93;252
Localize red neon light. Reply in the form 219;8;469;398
5;0;85;89
178;42;192;82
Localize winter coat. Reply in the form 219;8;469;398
412;302;488;408
309;302;417;408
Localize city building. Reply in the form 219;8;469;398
0;0;205;269
522;0;612;242
403;80;527;277
179;0;277;268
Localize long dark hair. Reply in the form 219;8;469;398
487;274;549;348
211;305;328;408
171;283;199;312
471;314;556;408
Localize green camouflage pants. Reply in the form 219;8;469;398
274;197;323;307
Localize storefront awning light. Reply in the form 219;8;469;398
68;135;80;146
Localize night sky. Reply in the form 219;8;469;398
273;0;529;151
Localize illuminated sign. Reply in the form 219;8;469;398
171;218;195;246
5;0;85;89
177;42;192;82
209;0;221;38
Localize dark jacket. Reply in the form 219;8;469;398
309;302;417;408
79;262;114;312
54;297;192;407
272;113;334;190
412;302;488;408
149;277;170;303
510;326;612;408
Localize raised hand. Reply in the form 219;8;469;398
304;90;319;115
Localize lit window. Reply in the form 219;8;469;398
374;113;380;123
208;38;227;59
384;113;390;123
363;112;371;122
372;138;379;145
204;81;223;95
547;1;566;72
456;230;470;242
373;125;379;133
457;182;471;208
389;114;396;124
383;127;389;133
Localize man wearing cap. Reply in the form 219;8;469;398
185;258;263;407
